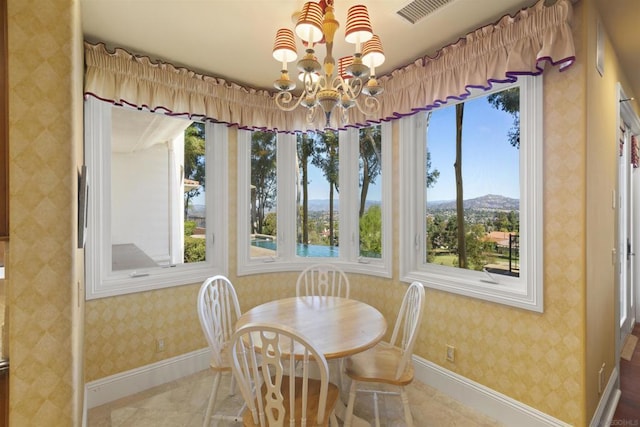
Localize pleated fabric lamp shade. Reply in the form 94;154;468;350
273;28;297;64
362;35;385;69
344;4;373;46
295;1;324;44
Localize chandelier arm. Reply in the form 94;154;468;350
346;77;364;99
353;95;381;116
274;91;305;111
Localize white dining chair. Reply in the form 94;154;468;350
296;263;350;299
197;275;244;426
230;322;340;427
343;281;425;427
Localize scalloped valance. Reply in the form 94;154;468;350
84;0;575;133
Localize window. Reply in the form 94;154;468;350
400;77;543;311
84;97;228;299
238;123;391;276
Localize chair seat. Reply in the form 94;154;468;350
345;341;414;386
209;342;232;372
243;376;340;427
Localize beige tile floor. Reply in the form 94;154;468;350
88;369;503;426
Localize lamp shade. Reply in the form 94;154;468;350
338;56;354;79
295;2;324;43
344;4;373;44
273;28;298;63
362;35;385;68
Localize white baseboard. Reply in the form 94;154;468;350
412;356;572;427
84;349;581;426
84;348;210;409
590;366;620;427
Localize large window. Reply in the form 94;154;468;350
84;98;228;299
400;77;543;311
238;124;391;276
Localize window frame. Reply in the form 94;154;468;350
84;97;228;299
237;123;392;277
399;77;544;312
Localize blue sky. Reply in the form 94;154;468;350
304;94;520;202
426;95;519;201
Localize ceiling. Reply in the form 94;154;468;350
80;0;640;99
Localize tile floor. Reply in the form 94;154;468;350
87;369;503;426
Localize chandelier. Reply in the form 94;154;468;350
271;0;385;127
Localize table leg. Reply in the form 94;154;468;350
328;360;370;427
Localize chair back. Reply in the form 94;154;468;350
389;281;425;379
296;263;350;299
197;275;242;368
230;322;333;427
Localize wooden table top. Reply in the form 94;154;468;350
236;296;387;360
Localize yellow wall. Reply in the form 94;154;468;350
85;28;588;427
7;0;85;426
6;0;638;425
584;0;640;419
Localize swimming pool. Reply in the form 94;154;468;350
251;239;339;257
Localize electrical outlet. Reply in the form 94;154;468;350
156;338;165;353
446;344;455;362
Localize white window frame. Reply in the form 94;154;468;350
237;123;392;277
399;77;544;312
84;97;228;299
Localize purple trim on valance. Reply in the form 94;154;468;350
83;0;576;133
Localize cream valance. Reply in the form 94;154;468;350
84;0;575;133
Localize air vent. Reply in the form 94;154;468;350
396;0;454;24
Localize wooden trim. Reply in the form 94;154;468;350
0;0;7;239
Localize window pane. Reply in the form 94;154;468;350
249;131;277;258
358;125;383;258
110;106;201;271
425;88;520;277
296;131;339;258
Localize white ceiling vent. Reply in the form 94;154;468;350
396;0;454;24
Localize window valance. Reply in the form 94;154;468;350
83;0;575;133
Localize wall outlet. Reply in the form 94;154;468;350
156;338;165;353
446;344;455;362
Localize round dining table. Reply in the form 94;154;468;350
235;295;388;360
235;296;387;427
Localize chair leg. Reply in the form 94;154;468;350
203;371;222;427
373;392;381;427
400;387;413;427
329;411;339;427
344;379;358;427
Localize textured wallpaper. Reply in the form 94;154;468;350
8;0;83;425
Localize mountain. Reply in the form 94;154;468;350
189;194;518;216
429;194;519;211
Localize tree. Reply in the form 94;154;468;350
425;112;441;189
312;130;340;246
466;223;489;270
251;131;277;234
454;103;467;269
183;122;205;217
359;204;382;257
487;87;520;148
359;126;382;218
297;133;316;244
